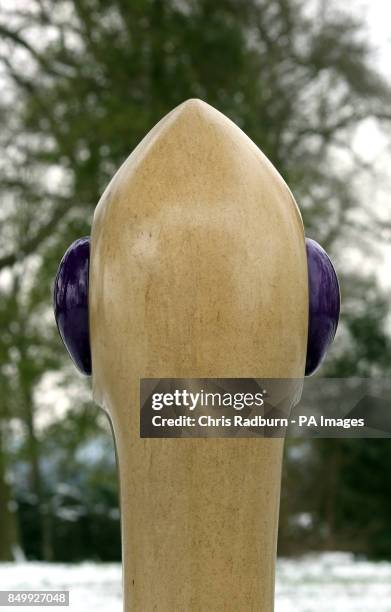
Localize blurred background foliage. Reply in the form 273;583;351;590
0;0;390;562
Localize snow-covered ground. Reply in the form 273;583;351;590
0;553;390;610
276;553;391;611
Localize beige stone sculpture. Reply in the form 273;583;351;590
88;99;308;611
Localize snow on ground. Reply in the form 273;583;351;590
1;553;391;610
276;553;391;611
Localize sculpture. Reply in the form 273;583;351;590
54;99;339;611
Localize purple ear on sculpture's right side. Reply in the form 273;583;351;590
305;238;340;376
53;237;91;375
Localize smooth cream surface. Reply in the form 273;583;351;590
90;99;308;611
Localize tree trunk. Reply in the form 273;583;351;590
323;441;342;550
22;382;53;561
0;417;21;561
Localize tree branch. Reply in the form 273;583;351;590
0;199;72;270
0;24;76;78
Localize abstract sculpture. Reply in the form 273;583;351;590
54;99;340;611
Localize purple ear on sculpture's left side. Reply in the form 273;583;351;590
305;237;340;376
53;237;91;375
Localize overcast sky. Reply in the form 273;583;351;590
337;1;391;287
366;0;391;78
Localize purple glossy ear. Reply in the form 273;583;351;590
305;238;340;376
53;237;91;375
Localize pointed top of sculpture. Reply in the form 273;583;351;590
170;97;211;117
94;98;302;232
